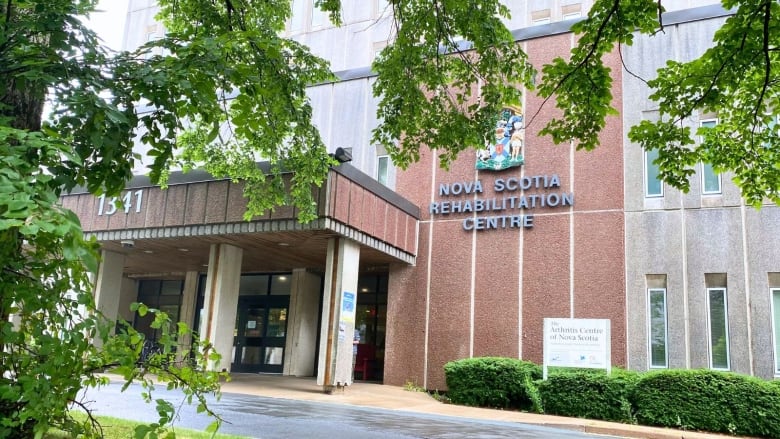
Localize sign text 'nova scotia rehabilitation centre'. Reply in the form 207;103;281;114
428;174;575;231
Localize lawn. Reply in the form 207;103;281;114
44;413;249;439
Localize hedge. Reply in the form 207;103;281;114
537;368;640;423
442;359;780;438
443;357;542;411
632;369;780;437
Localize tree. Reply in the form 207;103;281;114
376;0;780;207
0;1;227;437
536;0;780;206
1;0;779;436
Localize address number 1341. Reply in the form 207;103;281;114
97;190;144;216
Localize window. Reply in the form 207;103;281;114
644;148;663;197
648;288;668;368
311;2;329;29
144;29;164;59
772;288;780;375
135;280;183;342
531;9;551;25
562;4;582;20
289;0;306;32
372;40;389;61
377;155;390;186
238;274;291;296
699;120;722;194
707;288;730;370
374;0;390;18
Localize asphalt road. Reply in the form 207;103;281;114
79;382;621;439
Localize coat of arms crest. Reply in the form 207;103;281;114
476;105;525;171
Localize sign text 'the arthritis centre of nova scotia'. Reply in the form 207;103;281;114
429;174;575;231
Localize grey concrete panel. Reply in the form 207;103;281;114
307;84;335;150
625;210;686;370
745;206;780;378
685;207;749;372
328;80;369;168
622;17;729;213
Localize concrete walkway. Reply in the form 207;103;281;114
218;374;743;439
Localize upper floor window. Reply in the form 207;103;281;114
311;3;329;29
289;0;308;33
699;119;722;194
531;9;551;25
562;3;582;20
644;148;663;197
374;0;390;18
377;155;390;186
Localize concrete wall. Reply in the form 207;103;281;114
622;14;780;378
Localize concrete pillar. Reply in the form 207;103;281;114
201;244;243;372
94;250;126;346
317;238;360;390
176;271;200;362
117;277;137;323
284;269;322;376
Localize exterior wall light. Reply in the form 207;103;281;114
333;147;352;163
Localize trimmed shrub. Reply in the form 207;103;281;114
632;369;780;437
538;368;639;423
444;357;542;411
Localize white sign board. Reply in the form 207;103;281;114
543;318;611;379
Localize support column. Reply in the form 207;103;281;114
177;271;200;362
317;238;360;390
201;244;243;372
94;250;126;347
284;268;321;376
117;277;137;323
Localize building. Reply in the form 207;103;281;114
62;1;780;391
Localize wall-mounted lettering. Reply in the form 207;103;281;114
97;189;144;216
429;173;574;231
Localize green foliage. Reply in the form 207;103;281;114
372;0;535;170
627;1;780;206
538;368;640;423
538;0;780;205
5;0;780;434
1;1;228;436
632;369;780;437
125;0;337;222
538;0;658;151
443;357;541;410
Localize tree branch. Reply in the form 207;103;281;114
753;0;771;130
527;0;620;129
618;42;649;86
4;0;11;30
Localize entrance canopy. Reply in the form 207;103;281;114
60;163;419;276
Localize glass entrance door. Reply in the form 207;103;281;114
233;295;289;373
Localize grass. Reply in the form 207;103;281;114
44;412;249;439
